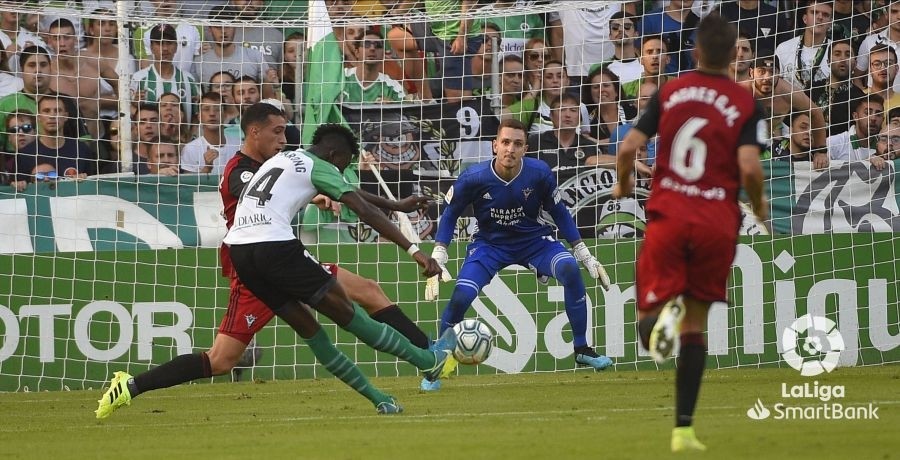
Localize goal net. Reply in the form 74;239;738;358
0;0;898;391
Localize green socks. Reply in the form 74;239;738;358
344;305;437;370
304;328;390;406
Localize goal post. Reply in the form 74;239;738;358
0;0;898;391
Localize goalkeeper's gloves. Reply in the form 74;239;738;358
424;245;453;301
573;242;611;291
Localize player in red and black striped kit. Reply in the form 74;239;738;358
613;14;768;452
97;102;436;418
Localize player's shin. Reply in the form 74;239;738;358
675;333;707;427
344;305;438;370
370;304;429;349
439;285;478;333
132;352;213;397
556;259;589;348
304;328;392;406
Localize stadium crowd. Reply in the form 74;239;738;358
0;0;897;190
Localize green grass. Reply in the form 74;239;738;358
0;366;897;460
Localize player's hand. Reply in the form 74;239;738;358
573;242;611;291
869;154;887;171
413;251;442;278
395;195;431;213
425;245;453;300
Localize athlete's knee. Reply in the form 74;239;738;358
347;277;390;313
555;258;583;284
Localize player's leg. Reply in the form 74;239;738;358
669;225;735;452
333;265;429;349
527;238;612;370
439;242;500;334
95;278;268;419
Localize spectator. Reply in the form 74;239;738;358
0;8;46;55
2;110;35;188
382;0;434;101
861;44;900;123
548;3;621;88
605;11;642;100
639;34;672;88
831;0;871;50
45;18;103;139
480;0;544;57
0;46;51;151
471;23;502;97
608;78;657;176
507;59;591;135
158;91;191;144
856;1;900;90
889;107;900;128
774;0;833;91
827;95;887;169
232;75;262;113
772;112;813;161
280;32;305;102
424;0;484;101
528;93;616;171
740;56;828;166
145;137;180;176
13;93;96;188
497;54;525;114
810;39;864;136
95;117;121;174
193;5;274;99
639;0;699;74
132;0;202;74
231;0;284;66
131;103;160;174
717;0;791;57
876;122;900;159
181;92;240;174
729;32;754;83
207;71;239;124
342;29;406;103
133;24;200;122
80;5;135;123
522;37;550;92
585;66;636;145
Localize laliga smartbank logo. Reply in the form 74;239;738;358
746;315;879;421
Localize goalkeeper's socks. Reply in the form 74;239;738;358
132;352;213;397
370;304;429;349
304;328;390;405
675;334;707;427
344;305;436;370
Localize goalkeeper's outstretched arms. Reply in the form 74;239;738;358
543;173;612;290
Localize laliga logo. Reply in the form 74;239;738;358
781;315;845;377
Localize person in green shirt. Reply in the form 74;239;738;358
342;30;406;103
0;45;50;151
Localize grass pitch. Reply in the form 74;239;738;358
0;366;896;460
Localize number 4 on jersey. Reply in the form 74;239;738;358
241;168;284;207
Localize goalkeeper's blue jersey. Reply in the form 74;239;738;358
435;158;581;247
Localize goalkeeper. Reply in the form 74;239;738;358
423;119;613;391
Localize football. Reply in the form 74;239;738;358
452;319;493;365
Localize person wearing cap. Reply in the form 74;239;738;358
132;0;203;75
131;23;200;123
739;55;829;167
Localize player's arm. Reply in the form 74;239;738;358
780;79;828;169
613;92;658;198
356;188;431;213
542;173;611;290
340;190;441;277
738;102;769;223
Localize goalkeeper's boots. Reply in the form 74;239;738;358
574;346;614;370
376;396;403;415
649;298;686;364
423;328;457;382
671;427;707;452
95;371;133;419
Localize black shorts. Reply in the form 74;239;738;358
228;240;336;311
